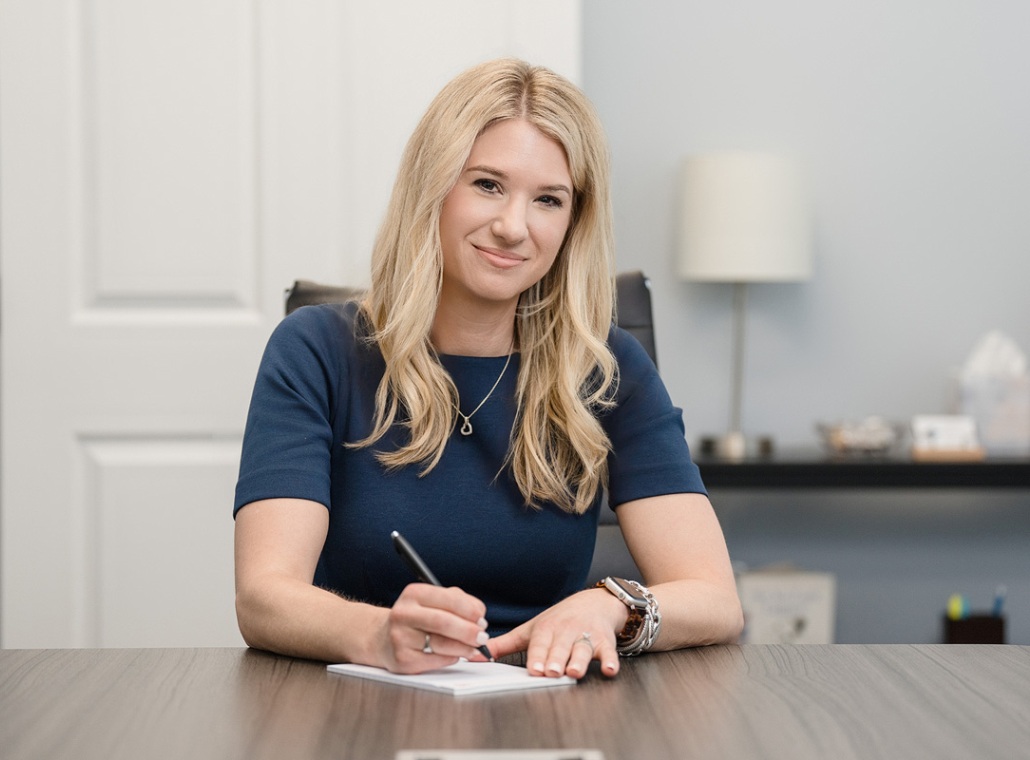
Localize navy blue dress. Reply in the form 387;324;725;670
234;302;705;634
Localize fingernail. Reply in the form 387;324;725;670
546;662;562;676
476;631;489;646
477;617;488;629
531;662;545;674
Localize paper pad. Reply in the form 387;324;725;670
327;660;576;696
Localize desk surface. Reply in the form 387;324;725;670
695;448;1030;489
2;645;1029;760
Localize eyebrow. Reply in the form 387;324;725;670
465;165;572;197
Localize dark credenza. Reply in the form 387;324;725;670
695;448;1030;489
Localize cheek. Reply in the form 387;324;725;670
438;200;464;261
541;217;572;260
438;198;456;239
439;192;488;247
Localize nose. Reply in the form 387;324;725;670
490;199;528;244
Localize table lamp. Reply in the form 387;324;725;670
678;151;812;459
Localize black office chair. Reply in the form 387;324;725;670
612;270;657;370
286;271;655;367
284;271;655;580
285;280;365;315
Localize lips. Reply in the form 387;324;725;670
475;245;525;269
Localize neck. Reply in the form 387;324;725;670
431;301;517;356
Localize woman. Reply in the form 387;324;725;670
234;58;742;679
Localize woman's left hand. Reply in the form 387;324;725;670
487;587;628;679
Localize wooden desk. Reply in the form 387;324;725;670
2;646;1028;759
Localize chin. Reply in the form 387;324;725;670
451;271;540;307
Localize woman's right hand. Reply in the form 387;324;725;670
236;498;490;670
377;583;491;674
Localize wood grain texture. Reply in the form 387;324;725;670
1;645;1028;760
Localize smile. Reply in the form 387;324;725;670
474;245;525;269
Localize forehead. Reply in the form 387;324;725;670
466;119;571;181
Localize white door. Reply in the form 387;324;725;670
1;1;581;648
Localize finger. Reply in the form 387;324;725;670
524;627;556;677
391;585;490;656
541;631;584;678
387;624;491;674
564;632;597;679
384;627;462;674
421;607;490;657
485;625;529;661
418;617;491;660
595;637;620;678
401;583;488;624
388;619;485;664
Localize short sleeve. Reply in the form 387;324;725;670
603;327;706;508
233;306;348;516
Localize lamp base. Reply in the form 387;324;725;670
699;433;775;461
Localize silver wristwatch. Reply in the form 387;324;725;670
597;577;662;656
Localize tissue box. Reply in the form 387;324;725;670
737;568;836;644
960;374;1030;455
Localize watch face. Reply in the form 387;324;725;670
606;577;647;608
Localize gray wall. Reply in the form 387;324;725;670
583;1;1030;447
583;2;1030;644
714;488;1029;644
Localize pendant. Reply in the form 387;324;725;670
460;416;473;436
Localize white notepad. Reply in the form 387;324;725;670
327;660;576;696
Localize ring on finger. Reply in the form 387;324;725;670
422;633;434;655
573;631;594;651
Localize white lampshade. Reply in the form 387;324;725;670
678;151;812;282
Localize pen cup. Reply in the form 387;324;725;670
943;614;1006;644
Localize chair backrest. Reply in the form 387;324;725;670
284;280;364;315
614;270;656;368
285;270;656;366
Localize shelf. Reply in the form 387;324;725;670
694;448;1030;489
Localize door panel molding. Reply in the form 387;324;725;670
1;0;582;648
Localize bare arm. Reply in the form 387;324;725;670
617;492;743;649
234;498;490;670
488;492;742;677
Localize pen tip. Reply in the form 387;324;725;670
390;530;399;538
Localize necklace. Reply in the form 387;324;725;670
454;341;514;436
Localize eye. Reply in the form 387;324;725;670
473;178;501;193
537;195;564;209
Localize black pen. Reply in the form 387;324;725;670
390;530;494;661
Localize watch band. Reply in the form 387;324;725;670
596;577;661;655
596;580;645;644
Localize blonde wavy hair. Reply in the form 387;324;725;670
356;58;618;515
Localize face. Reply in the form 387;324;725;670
438;118;574;312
